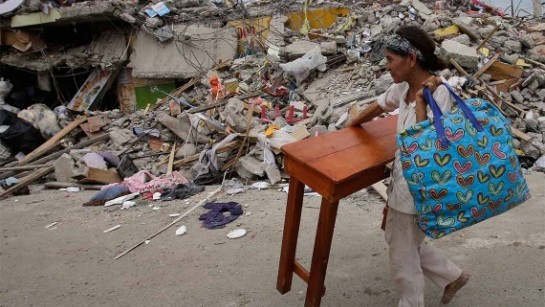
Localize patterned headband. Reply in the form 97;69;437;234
385;34;425;61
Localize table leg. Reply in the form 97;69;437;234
277;178;305;294
305;198;340;307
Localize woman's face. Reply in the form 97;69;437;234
384;49;414;84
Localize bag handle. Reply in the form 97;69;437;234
423;83;483;147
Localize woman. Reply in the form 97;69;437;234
347;26;469;306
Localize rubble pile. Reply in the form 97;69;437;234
0;0;544;201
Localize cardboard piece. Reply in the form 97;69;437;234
485;61;523;81
78;167;122;184
67;69;115;111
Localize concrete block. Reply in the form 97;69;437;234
239;155;265;177
285;41;320;59
504;40;522;53
439;39;479;68
54;154;78;183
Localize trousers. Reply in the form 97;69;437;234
385;208;462;307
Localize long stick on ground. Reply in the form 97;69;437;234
0;166;54;199
0;133;110;181
0;164;48;172
114;185;223;260
19;116;87;165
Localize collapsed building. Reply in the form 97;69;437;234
0;0;544;201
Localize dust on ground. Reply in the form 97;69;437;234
1;173;544;307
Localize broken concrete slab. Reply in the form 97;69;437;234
239;155;265;177
129;23;237;79
155;112;211;144
10;1;116;28
54;154;79;183
439;39;479;68
284;41;320;59
219;98;248;133
109;128;133;148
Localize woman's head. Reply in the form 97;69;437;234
384;26;446;83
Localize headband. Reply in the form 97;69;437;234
385;34;425;61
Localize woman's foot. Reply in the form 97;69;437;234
441;270;469;304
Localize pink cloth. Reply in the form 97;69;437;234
107;170;189;193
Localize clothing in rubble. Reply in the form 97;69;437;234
199;201;243;229
161;183;205;201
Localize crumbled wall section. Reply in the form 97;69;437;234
128;24;237;79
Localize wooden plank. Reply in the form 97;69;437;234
511;127;532;142
476;24;500;51
80;122;107;139
167;143;176;175
0;166;54;199
524;58;545;70
483;82;525;114
486;61;523;81
449;58;470;76
490;78;519;93
19;116;87;165
114;186;223;260
0;164;48;172
188;100;228;114
473;53;500;78
0;134;110;181
81;167;122;184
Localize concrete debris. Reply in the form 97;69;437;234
1;0;545;200
439;39;479;68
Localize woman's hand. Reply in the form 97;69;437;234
416;76;442;122
416;76;443;104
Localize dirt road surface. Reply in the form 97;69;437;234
1;173;544;307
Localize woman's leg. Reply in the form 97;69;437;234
386;208;468;306
385;208;427;307
418;243;462;289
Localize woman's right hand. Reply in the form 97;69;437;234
416;76;443;104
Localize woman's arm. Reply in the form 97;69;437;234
346;101;385;127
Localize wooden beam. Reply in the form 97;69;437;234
0;164;48;172
188;100;229;114
449;58;470;76
524;58;545;70
19;117;87;165
482;82;525;114
486;61;523;81
476;24;500;51
114;185;223;260
473;53;500;78
0;166;54;199
510;127;532;142
167;143;176;175
81;168;122;184
0;133;110;181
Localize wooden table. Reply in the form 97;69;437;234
276;116;397;306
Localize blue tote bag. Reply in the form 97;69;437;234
397;84;531;239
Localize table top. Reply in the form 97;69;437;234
281;116;397;202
